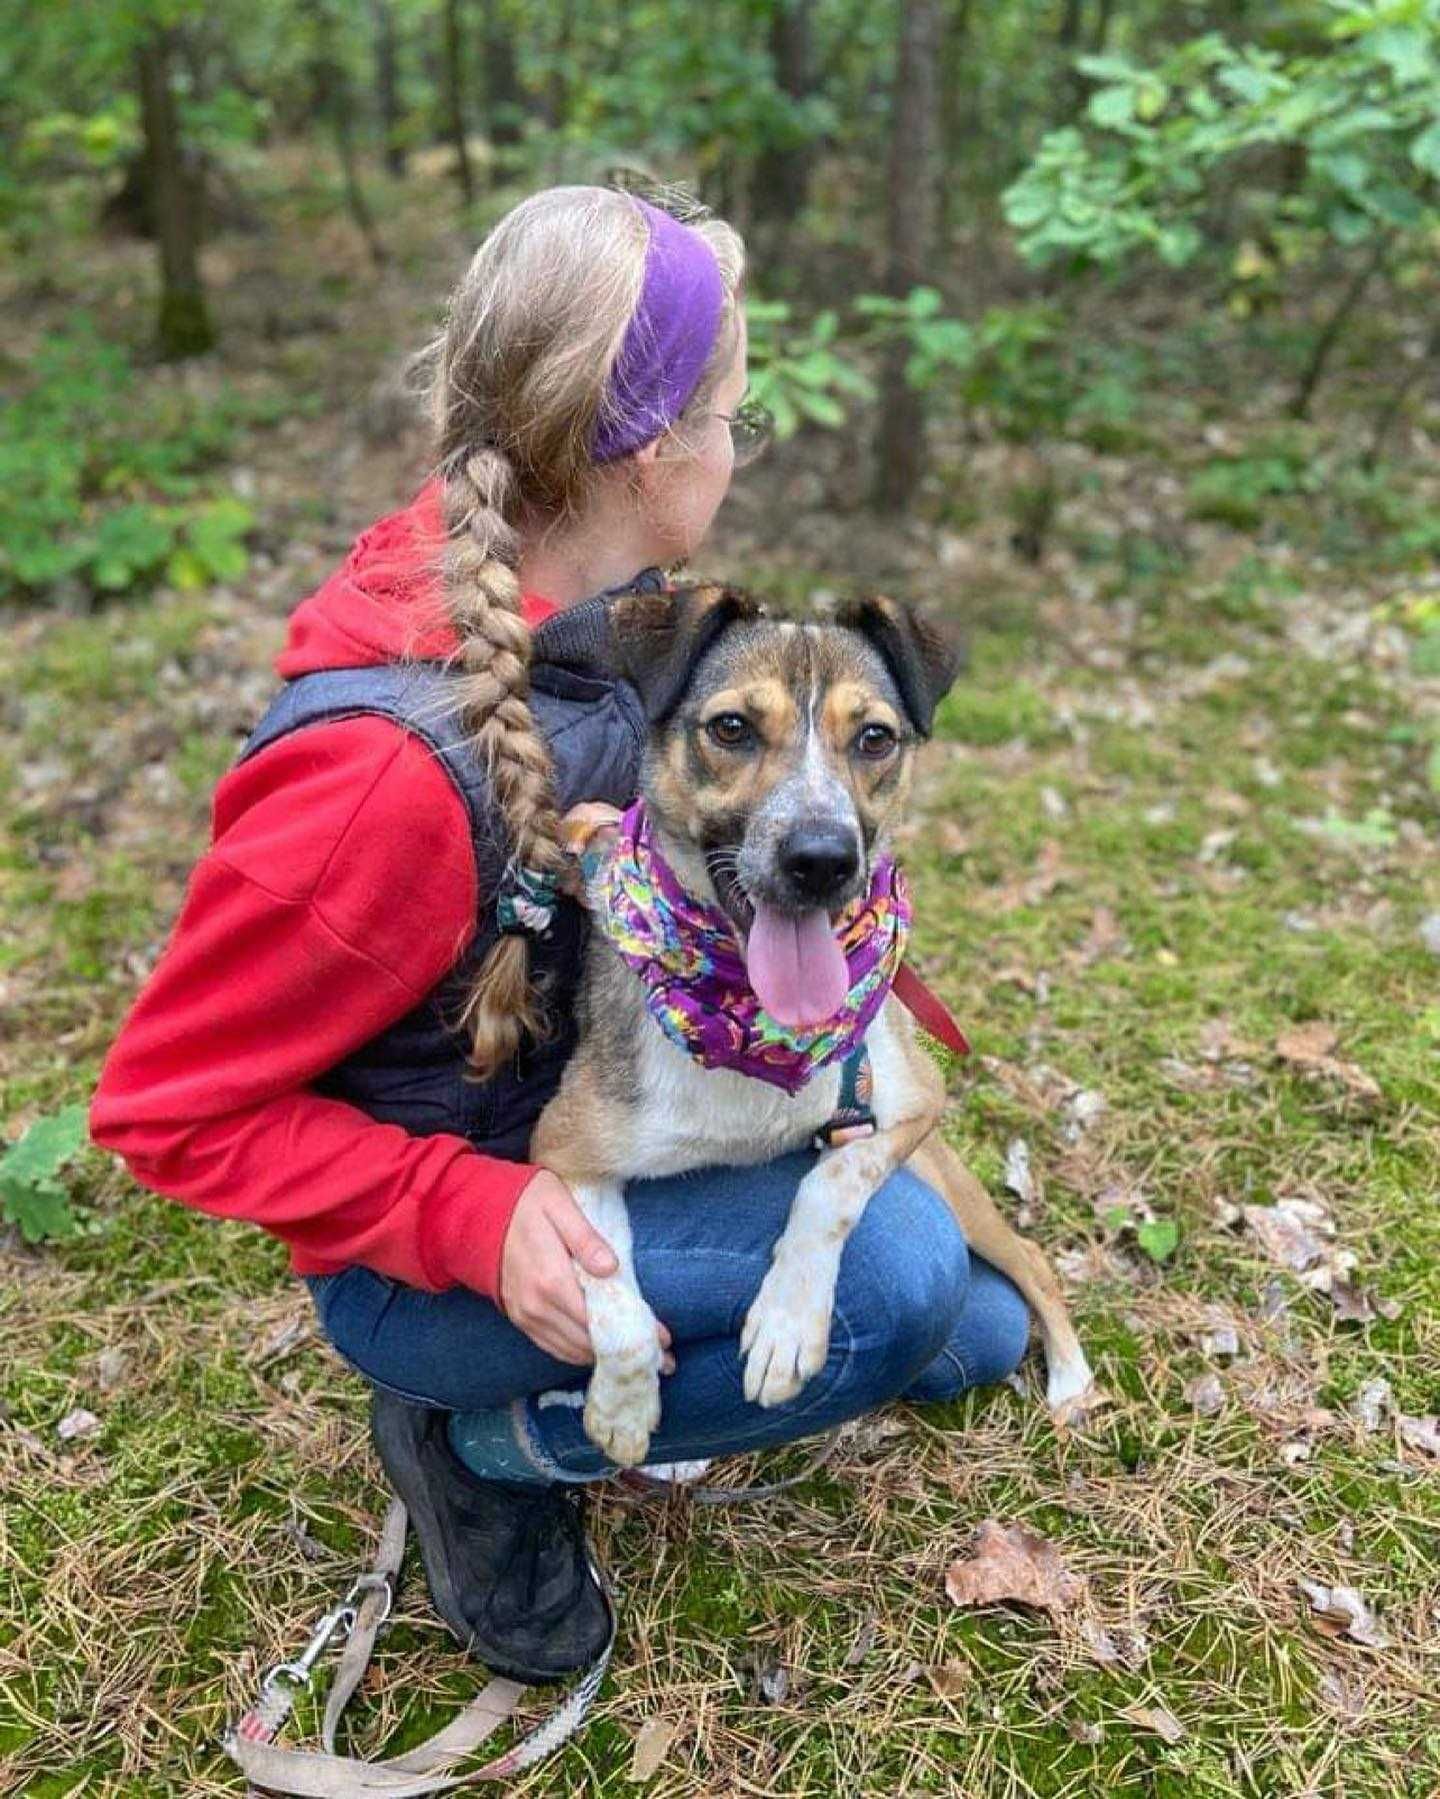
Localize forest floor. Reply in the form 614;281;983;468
2;159;1438;1797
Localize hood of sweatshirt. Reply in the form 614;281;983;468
275;480;556;677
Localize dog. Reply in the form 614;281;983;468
529;583;1095;1467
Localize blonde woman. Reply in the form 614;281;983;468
91;187;1030;1682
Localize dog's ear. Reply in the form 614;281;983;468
608;582;760;724
837;594;965;738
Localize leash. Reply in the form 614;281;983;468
223;1495;612;1796
893;962;970;1058
223;1432;839;1794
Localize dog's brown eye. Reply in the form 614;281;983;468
706;713;754;750
855;723;897;758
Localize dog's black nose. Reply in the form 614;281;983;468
779;825;860;904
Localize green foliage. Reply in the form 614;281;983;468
853;286;977;390
1187;433;1320;527
746;298;874;438
0;317;254;602
0;1106;91;1244
1005;2;1440;272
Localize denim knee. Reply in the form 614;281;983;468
837;1168;971;1389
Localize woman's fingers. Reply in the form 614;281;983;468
547;1191;619;1279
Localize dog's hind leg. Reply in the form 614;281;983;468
908;1136;1096;1416
568;1182;664;1467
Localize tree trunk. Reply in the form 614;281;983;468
938;0;974;245
135;27;215;359
372;0;406;177
1290;233;1392;420
310;1;387;265
481;0;524;165
1056;0;1088;120
1089;0;1116;52
873;0;942;512
441;0;475;206
754;1;817;225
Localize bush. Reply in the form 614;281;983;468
0;316;255;603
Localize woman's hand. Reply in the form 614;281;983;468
499;1169;672;1369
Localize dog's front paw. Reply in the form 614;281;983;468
740;1262;832;1408
584;1347;662;1467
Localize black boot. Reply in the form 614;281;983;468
369;1388;613;1684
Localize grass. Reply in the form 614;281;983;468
3;160;1439;1798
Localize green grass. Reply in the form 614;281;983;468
3;168;1439;1797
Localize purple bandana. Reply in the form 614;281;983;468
589;801;912;1095
591;198;726;464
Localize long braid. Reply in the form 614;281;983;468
424;184;746;1081
441;444;568;1078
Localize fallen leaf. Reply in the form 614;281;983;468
1329;1281;1379;1324
1077;906;1126;966
1066;1718;1104;1745
1242;1198;1332;1273
844;1615;878;1667
944;1521;1086;1618
754;1662;790;1705
1297;1581;1389;1649
1185;1372;1225;1417
1121;1703;1186;1744
1003;1139;1036;1211
1199;1019;1261;1063
1276;1022;1340;1063
1063;1089;1106;1143
1274;1023;1381;1103
1397;1414;1440;1457
629;1717;679;1783
1318;1669;1366;1721
56;1408;101;1442
1076;1617;1120;1666
1350;1379;1392;1433
95;1347;129;1389
927;1660;969;1698
1279;1440;1312;1466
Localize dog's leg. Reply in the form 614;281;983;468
741;1106;938;1409
568;1182;664;1467
908;1136;1095;1414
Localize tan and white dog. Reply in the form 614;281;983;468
530;583;1094;1467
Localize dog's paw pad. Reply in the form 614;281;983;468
584;1356;662;1467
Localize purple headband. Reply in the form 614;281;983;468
591;198;726;464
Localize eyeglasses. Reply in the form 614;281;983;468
713;397;774;468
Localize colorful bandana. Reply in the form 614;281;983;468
588;801;912;1095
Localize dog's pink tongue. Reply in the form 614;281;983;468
744;903;850;1027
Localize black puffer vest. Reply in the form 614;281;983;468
237;581;654;1159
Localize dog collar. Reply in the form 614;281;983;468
588;801;912;1096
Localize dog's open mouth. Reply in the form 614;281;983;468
706;852;850;1029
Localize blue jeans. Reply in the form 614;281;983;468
305;1148;1031;1480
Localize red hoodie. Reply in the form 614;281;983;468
89;484;559;1301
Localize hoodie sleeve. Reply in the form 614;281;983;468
88;717;535;1301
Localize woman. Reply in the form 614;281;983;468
90;184;1031;1687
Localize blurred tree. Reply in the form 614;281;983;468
754;0;819;224
135;22;214;357
874;0;942;508
441;0;475;204
371;0;406;176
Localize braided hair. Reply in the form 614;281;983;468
426;185;745;1079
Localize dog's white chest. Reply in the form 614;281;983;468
621;1019;843;1178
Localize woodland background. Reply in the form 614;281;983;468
1;2;1438;1794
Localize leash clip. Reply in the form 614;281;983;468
263;1600;358;1693
345;1568;395;1625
